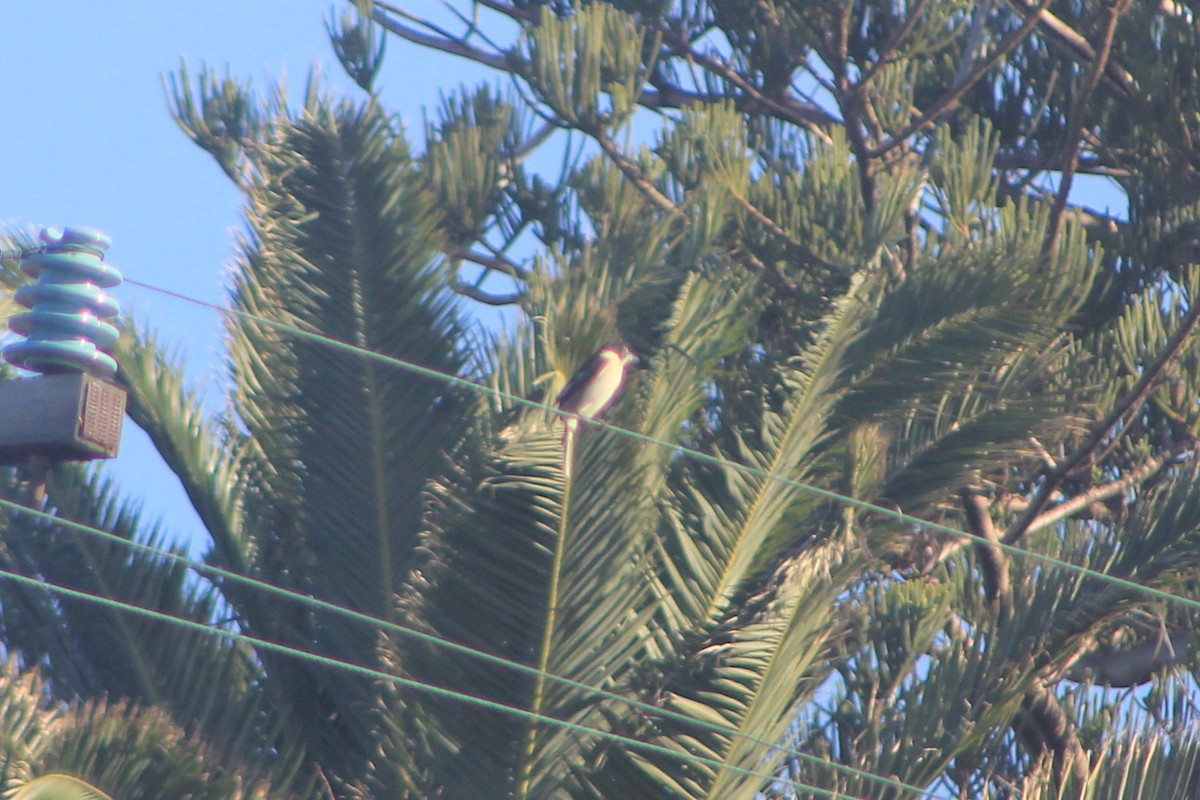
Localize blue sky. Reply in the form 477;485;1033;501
2;1;495;550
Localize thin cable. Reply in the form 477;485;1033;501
122;275;1200;616
0;495;942;800
0;266;1183;794
0;564;876;800
0;266;1180;795
8;262;936;796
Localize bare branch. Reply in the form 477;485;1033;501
445;242;529;281
658;29;840;136
1015;681;1090;788
824;3;880;215
1024;443;1188;536
1027;437;1058;471
993;151;1132;178
643;76;839;138
475;0;538;25
591;132;682;218
1006;0;1135;94
511;120;558;162
371;4;510;72
858;0;932;85
1067;628;1194;687
961;490;1012;621
901;200;919;279
450;279;524;305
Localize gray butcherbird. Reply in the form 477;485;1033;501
554;342;643;439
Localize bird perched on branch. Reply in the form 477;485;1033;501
555;342;642;439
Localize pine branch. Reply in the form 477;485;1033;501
516;429;574;800
961;490;1012;621
591;131;682;217
657;28;840;136
1066;628;1194;687
728;247;812;303
868;0;1053;159
1003;294;1200;545
1023;441;1189;536
376;2;840;137
729;191;836;272
371;3;510;71
1015;680;1090;788
1039;0;1133;265
1005;0;1135;94
445;242;529;282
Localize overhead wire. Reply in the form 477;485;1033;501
0;263;1194;797
0;562;877;800
2;260;952;797
0;495;941;800
122;274;1200;616
111;271;1200;792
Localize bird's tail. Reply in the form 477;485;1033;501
561;419;578;478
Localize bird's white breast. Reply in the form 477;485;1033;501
576;351;627;417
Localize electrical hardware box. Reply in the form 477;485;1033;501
0;372;126;463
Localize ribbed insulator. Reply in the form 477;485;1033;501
4;227;123;379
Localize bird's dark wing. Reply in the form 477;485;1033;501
555;349;603;409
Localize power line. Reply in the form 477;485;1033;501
0;563;881;800
0;266;1192;796
0;255;963;798
122;274;1200;616
0;494;942;800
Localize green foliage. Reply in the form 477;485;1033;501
930;120;1002;239
327;5;386;92
7;775;113;800
7;0;1200;797
518;3;660;131
424;87;527;245
0;660;272;800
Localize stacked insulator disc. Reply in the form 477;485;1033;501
4;227;123;379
